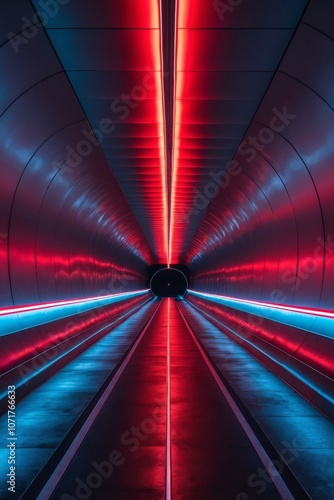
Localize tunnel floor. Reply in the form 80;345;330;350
0;299;334;499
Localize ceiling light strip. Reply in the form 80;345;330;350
169;0;179;266
158;0;169;265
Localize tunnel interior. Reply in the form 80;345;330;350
150;267;188;297
1;0;334;498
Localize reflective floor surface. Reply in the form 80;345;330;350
1;298;334;499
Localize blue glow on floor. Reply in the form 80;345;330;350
0;300;153;401
187;301;334;405
188;290;334;340
0;299;158;497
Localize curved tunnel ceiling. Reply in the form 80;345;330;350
2;4;334;497
2;0;332;312
186;0;334;313
40;0;169;263
25;0;308;265
1;1;156;306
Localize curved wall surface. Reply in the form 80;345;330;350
1;0;333;421
0;2;153;308
186;1;334;312
184;0;334;417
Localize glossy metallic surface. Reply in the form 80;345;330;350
0;299;161;497
170;0;307;262
180;2;334;420
1;1;153;309
186;291;334;420
1;0;334;497
1;299;333;498
41;0;168;263
49;300;281;499
186;2;334;313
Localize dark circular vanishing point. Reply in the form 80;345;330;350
150;268;188;297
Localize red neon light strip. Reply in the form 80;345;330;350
168;0;179;266
158;0;169;265
165;298;172;499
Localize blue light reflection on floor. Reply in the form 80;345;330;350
188;299;334;406
0;290;150;336
0;299;158;498
188;290;334;340
0;300;152;400
179;300;334;500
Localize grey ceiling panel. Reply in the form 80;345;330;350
0;0;36;45
302;0;334;39
47;29;160;71
67;71;161;100
176;71;273;100
27;0;308;263
280;24;334;108
178;0;307;29
45;0;159;29
0;30;61;115
177;30;295;72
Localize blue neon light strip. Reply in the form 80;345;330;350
0;298;155;401
0;290;150;336
187;300;334;406
188;290;334;340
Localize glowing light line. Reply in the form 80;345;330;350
159;0;169;265
189;290;334;319
188;300;334;406
188;290;334;340
165;298;172;499
36;301;163;500
0;290;149;317
0;290;150;336
0;299;152;401
176;303;294;500
168;0;179;266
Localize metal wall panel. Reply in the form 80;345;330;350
0;1;153;307
186;0;334;311
42;1;168;262
185;0;334;403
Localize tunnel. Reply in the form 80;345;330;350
150;267;188;297
0;1;334;498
